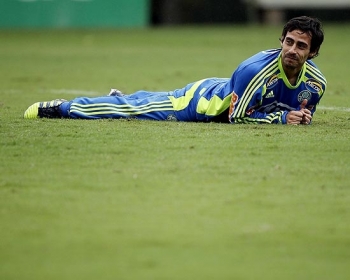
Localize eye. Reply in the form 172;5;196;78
285;39;293;45
297;43;308;50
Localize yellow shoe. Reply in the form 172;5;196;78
24;99;66;119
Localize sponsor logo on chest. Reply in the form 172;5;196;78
266;75;279;90
305;79;322;93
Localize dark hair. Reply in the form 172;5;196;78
280;16;324;58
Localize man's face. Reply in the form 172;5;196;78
280;29;315;71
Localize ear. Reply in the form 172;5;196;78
308;49;318;59
308;52;316;59
308;47;320;59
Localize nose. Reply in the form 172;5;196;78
289;44;297;54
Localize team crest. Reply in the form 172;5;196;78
297;90;312;102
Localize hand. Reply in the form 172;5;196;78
286;110;304;125
300;108;312;124
299;99;312;125
286;99;312;125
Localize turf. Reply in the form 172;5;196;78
1;24;350;280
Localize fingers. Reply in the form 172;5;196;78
301;116;311;125
300;108;312;125
299;99;308;109
287;101;313;125
287;110;312;125
300;108;311;115
301;113;312;125
286;111;303;125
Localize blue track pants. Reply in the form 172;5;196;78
60;91;178;121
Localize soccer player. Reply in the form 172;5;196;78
24;16;326;125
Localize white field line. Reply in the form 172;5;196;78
318;106;350;112
46;89;102;96
0;89;102;96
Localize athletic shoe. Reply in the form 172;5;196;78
108;88;124;97
24;99;67;119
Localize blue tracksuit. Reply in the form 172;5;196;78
59;49;326;124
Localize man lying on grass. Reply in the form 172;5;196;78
24;16;326;125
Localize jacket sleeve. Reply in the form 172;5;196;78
228;68;290;124
232;108;289;124
229;90;289;124
228;60;289;125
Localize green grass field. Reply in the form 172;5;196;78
1;23;350;280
